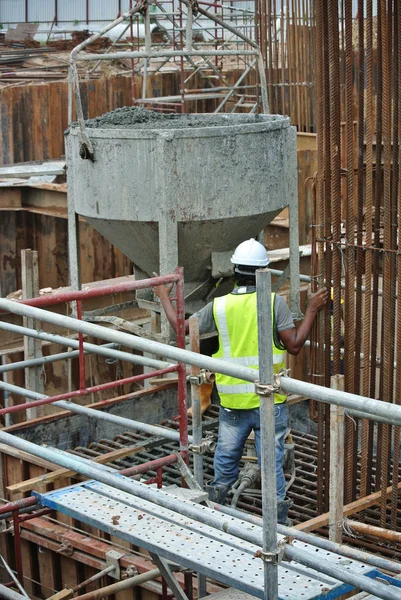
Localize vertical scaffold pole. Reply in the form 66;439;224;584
256;268;278;600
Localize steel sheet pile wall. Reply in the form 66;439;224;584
0;76;131;165
0;73;217;165
312;0;401;533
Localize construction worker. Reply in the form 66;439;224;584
153;238;328;524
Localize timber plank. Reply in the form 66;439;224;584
11;88;24;164
0;162;65;179
0;87;14;164
37;545;58;598
40;84;51;160
20;538;36;597
7;443;146;494
0;211;17;296
0;443;60;476
5;454;26;500
28;463;47;496
60;555;79;591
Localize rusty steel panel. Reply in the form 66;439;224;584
0;77;133;166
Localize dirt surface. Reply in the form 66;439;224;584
83;106;263;129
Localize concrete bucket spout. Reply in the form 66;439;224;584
66;108;300;313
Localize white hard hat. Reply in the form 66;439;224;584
230;238;269;267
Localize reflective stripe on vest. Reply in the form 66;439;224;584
212;291;286;409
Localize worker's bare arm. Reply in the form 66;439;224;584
278;287;328;355
152;283;190;334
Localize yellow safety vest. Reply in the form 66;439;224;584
212;291;287;409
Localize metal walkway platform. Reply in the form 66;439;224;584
34;481;398;600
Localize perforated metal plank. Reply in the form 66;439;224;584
290;540;378;581
84;480;382;592
200;591;257;600
83;480;266;554
34;482;373;600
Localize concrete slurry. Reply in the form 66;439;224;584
81;106;268;130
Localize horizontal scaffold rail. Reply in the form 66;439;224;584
1;297;401;427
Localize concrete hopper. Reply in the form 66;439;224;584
66;109;300;314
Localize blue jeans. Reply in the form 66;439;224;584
210;403;288;501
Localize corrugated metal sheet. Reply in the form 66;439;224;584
57;0;86;23
88;0;119;21
119;1;133;15
26;0;53;23
0;0;25;24
0;1;371;27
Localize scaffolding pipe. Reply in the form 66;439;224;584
0;321;175;371
72;568;161;600
0;556;29;599
213;58;257;113
3;273;180;310
344;520;401;544
1;298;401;426
278;377;401;427
0;497;37;515
256;269;278;599
0;364;178;415
0;430;268;545
77;49;259;60
0;363;177;411
0;343;117;374
189;317;204;486
1;355;11;428
0;297;258;382
213;503;401;574
0;585;28;600
72;564;116;593
0;380;193;444
0;432;399;600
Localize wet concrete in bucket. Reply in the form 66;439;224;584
81;106;267;130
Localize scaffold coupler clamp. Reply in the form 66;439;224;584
254;369;290;397
188;369;209;386
189;434;216;454
254;540;286;565
189;0;199;16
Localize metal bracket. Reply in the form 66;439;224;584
106;550;124;579
254;369;290;397
272;263;291;293
254;540;286;565
124;565;139;579
189;434;216;454
56;539;74;557
254;381;278;397
188;369;208;386
150;554;190;600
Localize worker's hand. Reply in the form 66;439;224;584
307;286;329;313
152;272;174;301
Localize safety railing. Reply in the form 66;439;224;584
0;269;189;452
2;269;401;599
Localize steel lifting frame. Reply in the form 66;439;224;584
67;1;269;161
